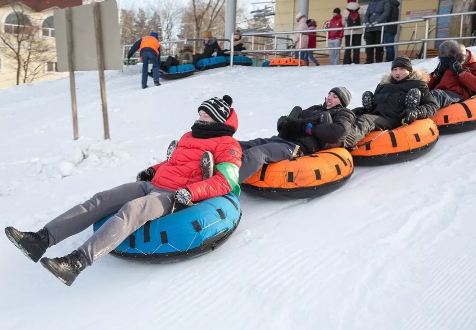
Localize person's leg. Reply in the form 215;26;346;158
328;39;340;65
303;52;309;66
344;114;399;147
239;137;277;151
308;52;320;65
150;52;160;83
352;34;362;64
384;32;395;62
77;187;175;266
365;32;375;64
344;35;352;64
44;182;153;246
334;39;341;65
162;56;174;72
141;52;150;87
375;31;384;63
431;90;464;108
239;140;299;183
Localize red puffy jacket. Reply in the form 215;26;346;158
328;15;344;40
428;50;476;100
150;109;241;202
308;23;317;49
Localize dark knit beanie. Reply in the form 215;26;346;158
392;56;413;72
198;95;233;123
329;87;351;108
333;8;341;15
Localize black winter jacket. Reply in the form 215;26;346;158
203;37;222;56
278;105;356;154
365;0;391;32
385;0;400;35
371;70;439;120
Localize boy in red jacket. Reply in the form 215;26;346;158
5;96;241;286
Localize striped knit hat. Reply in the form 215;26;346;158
198;95;233;123
329;87;352;108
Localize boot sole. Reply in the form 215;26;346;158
40;258;75;286
4;227;40;263
201;152;214;180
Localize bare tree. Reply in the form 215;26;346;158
190;0;226;38
0;4;56;85
120;9;137;46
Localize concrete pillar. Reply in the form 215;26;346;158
298;0;309;17
225;0;237;50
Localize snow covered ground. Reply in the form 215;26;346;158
1;53;475;330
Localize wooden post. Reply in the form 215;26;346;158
93;2;110;140
65;8;79;140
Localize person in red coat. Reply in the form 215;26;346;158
327;8;344;65
305;19;320;66
5;96;242;286
429;40;476;108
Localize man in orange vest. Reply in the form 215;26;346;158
127;32;161;89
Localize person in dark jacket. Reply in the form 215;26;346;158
429;41;476;108
364;0;391;64
157;44;194;73
384;0;400;62
233;30;247;52
193;31;223;64
344;56;439;148
127;31;161;89
239;87;356;183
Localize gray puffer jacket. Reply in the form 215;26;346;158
364;0;391;32
385;0;400;35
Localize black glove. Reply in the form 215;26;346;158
433;58;449;78
448;57;464;77
403;109;419;125
352;107;368;117
136;167;156;182
317;112;332;124
280;120;307;138
174;188;192;206
288;106;303;120
277;115;289;133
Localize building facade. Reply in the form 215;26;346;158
0;0;82;88
274;0;457;60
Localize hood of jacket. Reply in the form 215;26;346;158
380;69;430;85
223;108;238;132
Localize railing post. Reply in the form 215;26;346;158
230;33;234;67
423;19;429;59
299;32;302;66
460;14;464;37
252;35;255;50
274;35;277;59
381;25;384;44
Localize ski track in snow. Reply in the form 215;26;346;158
1;55;476;330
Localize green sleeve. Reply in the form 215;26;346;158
216;162;241;196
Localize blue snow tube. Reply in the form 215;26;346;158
161;64;196;80
195;56;227;70
262;60;270;67
93;193;241;263
226;55;253;66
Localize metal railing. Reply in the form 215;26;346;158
235;11;476;66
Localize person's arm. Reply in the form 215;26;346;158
415;85;439;118
186;139;242;201
127;39;142;58
309;110;356;144
376;0;391;23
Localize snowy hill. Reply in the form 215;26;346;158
1;55;475;330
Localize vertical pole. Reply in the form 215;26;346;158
423;19;429;59
460;14;463;37
230;33;234;67
93;2;110;140
65;8;79;141
380;25;384;44
274;34;277;59
224;0;237;50
298;33;301;66
298;0;309;17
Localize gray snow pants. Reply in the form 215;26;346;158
344;114;401;148
44;182;174;266
431;90;463;109
239;136;297;183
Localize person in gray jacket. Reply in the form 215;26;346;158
364;0;391;64
384;0;400;62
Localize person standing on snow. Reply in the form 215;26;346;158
327;8;344;65
428;40;476;108
305;19;320;66
5;96;241;286
364;0;390;64
127;32;161;89
342;0;364;65
238;87;356;183
343;56;439;148
383;0;400;62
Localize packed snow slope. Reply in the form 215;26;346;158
1;54;476;330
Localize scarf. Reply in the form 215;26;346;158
191;121;236;139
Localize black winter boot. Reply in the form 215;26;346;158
362;91;374;110
201;151;215;180
40;250;86;286
5;227;50;262
288;106;302;120
154;81;161;86
405;88;422;111
166;140;179;162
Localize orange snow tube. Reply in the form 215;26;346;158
350;118;439;166
269;58;306;67
242;148;353;199
431;97;476;134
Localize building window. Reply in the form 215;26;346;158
42;16;54;37
4;12;32;34
46;62;58;73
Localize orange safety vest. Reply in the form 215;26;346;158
139;36;160;55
